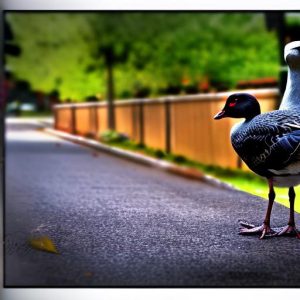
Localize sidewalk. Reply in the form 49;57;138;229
41;122;234;191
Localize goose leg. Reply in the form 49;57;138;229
239;179;276;239
276;187;300;238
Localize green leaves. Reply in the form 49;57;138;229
6;12;281;101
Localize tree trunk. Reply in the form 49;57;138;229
106;50;115;130
265;12;286;103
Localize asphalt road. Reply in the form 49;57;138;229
4;118;300;287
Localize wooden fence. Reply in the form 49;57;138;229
54;88;279;169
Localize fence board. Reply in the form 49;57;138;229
143;103;166;150
115;105;134;138
75;107;90;136
56;108;72;133
97;106;108;135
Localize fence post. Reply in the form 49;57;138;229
89;106;96;138
94;105;99;139
54;108;58;130
165;99;171;153
237;156;242;169
139;101;144;145
71;105;76;134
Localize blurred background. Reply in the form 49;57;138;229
4;12;300;110
3;12;300;209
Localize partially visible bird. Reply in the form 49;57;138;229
279;41;300;111
214;41;300;239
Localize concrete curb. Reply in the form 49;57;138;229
42;127;236;191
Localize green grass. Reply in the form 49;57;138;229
100;130;300;213
18;111;53;118
210;171;300;213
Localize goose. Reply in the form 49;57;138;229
214;41;300;239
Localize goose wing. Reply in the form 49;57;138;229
231;111;300;176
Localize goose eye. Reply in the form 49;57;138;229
229;99;237;107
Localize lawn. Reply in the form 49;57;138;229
210;172;300;214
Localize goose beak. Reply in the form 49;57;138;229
214;110;226;120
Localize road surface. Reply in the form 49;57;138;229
4;118;300;287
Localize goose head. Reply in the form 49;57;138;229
284;41;300;69
214;93;261;121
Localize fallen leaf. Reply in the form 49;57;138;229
29;236;59;254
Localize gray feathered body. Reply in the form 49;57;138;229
231;110;300;186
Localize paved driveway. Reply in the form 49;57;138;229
5;119;300;287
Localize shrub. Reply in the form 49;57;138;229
100;130;129;143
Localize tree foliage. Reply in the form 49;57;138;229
6;12;280;101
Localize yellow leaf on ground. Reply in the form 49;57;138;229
29;236;59;254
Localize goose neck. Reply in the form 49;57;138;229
280;68;300;110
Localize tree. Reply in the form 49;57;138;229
83;13;194;129
6;12;281;115
6;13;100;101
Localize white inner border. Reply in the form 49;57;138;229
2;1;300;300
2;0;300;10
